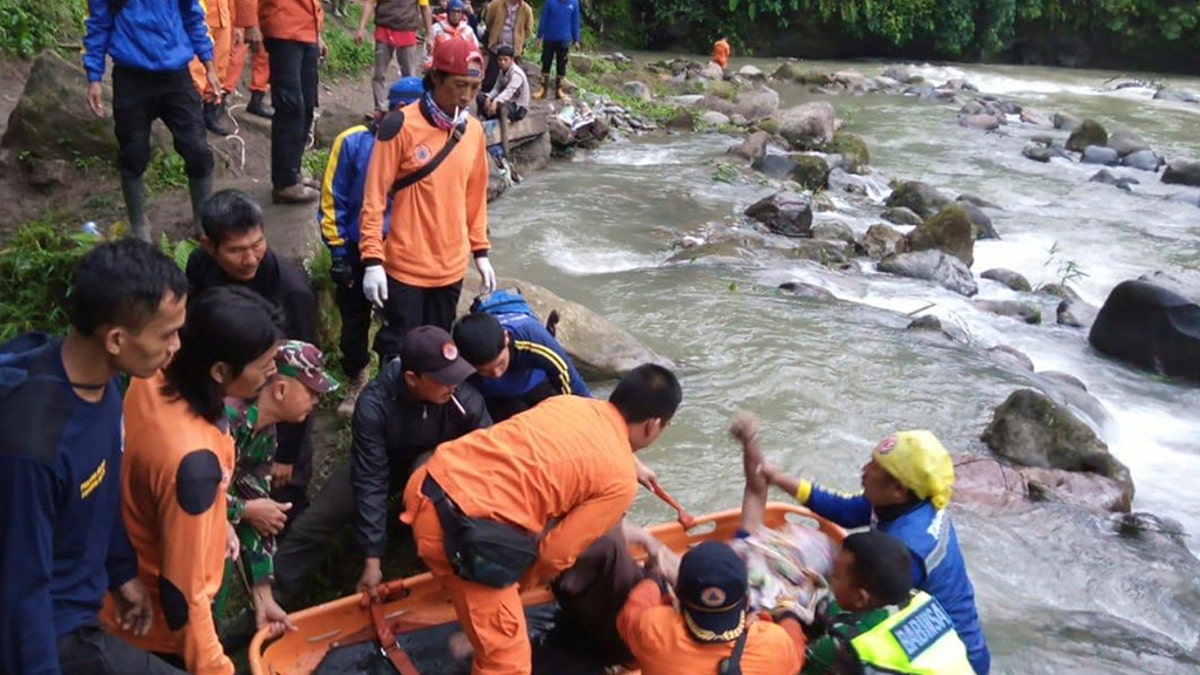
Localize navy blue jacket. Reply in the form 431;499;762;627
536;0;580;43
803;484;991;674
470;313;590;401
0;334;138;675
82;0;215;83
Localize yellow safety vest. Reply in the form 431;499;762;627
844;591;975;675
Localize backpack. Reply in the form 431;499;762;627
470;288;561;337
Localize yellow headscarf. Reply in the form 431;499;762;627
872;430;956;510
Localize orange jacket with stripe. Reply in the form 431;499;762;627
98;373;235;675
359;99;490;288
235;0;323;42
402;396;636;579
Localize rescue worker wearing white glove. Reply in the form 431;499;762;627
355;40;494;360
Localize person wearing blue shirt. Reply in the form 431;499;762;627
763;430;992;675
82;0;218;242
533;0;580;100
0;239;190;675
452;310;590;421
318;77;424;420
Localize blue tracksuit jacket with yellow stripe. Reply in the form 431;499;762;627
471;314;591;400
318;123;391;260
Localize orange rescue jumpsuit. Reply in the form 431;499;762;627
98;373;236;675
712;38;731;69
191;0;234;100
401;396;638;675
226;0;271;94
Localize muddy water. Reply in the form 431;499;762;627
486;57;1200;672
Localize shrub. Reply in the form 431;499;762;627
0;0;86;58
321;25;373;79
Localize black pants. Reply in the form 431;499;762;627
372;277;463;361
486;379;558;422
541;40;569;79
273;462;357;601
333;257;373;379
476;94;528;124
273;418;314;524
266;38;319;189
58;625;185;675
111;66;213;180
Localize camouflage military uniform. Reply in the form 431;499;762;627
225;401;279;585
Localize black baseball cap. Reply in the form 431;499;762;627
399;326;476;385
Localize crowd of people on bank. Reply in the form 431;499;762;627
2;1;994;674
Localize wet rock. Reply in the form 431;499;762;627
623;81;652;101
486;154;511;202
665;239;753;264
778;281;835;300
1137;270;1200;301
1088;169;1137;192
700;62;725;81
860;224;908;260
981;268;1032;292
700;111;731;126
987;345;1035;371
954;455;1132;514
827;168;872;195
1106;130;1150;157
797;70;833;86
1153;87;1200;103
789;154;831;191
957;193;1001;209
906;314;967;342
1030;133;1056;146
882;206;923;226
770;62;805;82
1053;112;1082;131
755;117;780;135
811;220;854;245
942;78;977;92
729;114;750;127
1088;280;1200;381
832;70;867;90
1081;145;1119;166
1039;370;1087;391
958;200;999;240
778;101;839;150
456;278;670;379
1161;161;1200;187
785;239;853;266
1019;108;1053;126
878;250;978;296
981;388;1134;511
752;154;797;179
1066;119;1108;152
744;191;814;238
908;203;975;267
1022;144;1057;163
1057;296;1099;328
976;300;1041;324
960;100;984;116
882;65;912;82
824;131;869;174
1121;149;1164;172
737;65;765;80
959;114;1001;131
885;180;952;219
733;84;780;121
25;157;69;188
707;80;737;101
1037;283;1079;301
729;130;770;161
665;108;696;132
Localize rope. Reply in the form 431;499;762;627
221;102;248;172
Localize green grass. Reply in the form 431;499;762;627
302;148;331;184
321;24;374;79
143;151;189;195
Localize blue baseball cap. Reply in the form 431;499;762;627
676;541;748;644
388;77;425;109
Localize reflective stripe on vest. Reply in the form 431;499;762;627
851;592;975;675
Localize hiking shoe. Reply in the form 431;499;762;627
203;102;234;136
247;91;274;119
272;184;319;204
336;371;370;420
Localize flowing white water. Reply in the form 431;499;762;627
488;57;1200;671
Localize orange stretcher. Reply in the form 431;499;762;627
249;502;846;675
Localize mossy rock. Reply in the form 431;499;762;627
824;132;870;174
789;154;831;191
598;72;623;89
885;180;952;219
907;203;976;268
771;62;804;82
674;78;708;96
1066;119;1108;153
666;108;696;132
570;54;594;76
800;70;832;86
904;75;926;85
755;117;780;135
709;79;737;101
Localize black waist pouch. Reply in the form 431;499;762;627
423;475;539;588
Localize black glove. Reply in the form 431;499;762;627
330;256;356;288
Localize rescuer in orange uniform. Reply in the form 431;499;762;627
712;34;731;69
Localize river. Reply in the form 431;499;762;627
486;56;1200;672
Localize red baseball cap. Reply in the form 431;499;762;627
432;38;484;78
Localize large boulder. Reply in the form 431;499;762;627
770;62;805;82
878;250;978;296
981;389;1134;511
824;131;870;174
882;206;923;226
785;239;854;266
860;224;907;260
1122;149;1164;172
1019;108;1053;127
987;345;1035;372
700;111;731;126
953;455;1132;513
789;154;831;191
751;154;796;179
1081;145;1120;166
778;102;838;150
729;130;770;161
1153;87;1200;103
1053;112;1082;131
981;268;1032;292
882;65;912;82
1087;280;1200;381
811;220;855;245
958;114;1001;131
732;84;780;121
885;180;952;219
958;200;998;240
737;65;765;81
1137;270;1200;300
1106;130;1150;157
1057;295;1099;328
455;279;669;379
1161;161;1200;187
1065;119;1108;153
744;191;814;238
907;203;975;267
2;51;157;161
975;300;1041;324
699;62;725;81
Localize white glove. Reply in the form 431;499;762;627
362;265;388;308
475;256;496;293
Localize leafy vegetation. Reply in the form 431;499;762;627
0;218;91;341
321;24;374;79
302;148;331;183
143;151;189;195
0;0;86;58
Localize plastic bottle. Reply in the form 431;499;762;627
82;221;100;237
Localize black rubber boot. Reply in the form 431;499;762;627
188;173;213;236
204;101;233;136
247;91;274;119
120;175;150;242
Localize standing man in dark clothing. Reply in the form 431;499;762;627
534;0;579;100
273;326;491;603
83;0;217;242
0;239;189;675
185;189;319;515
241;0;325;203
